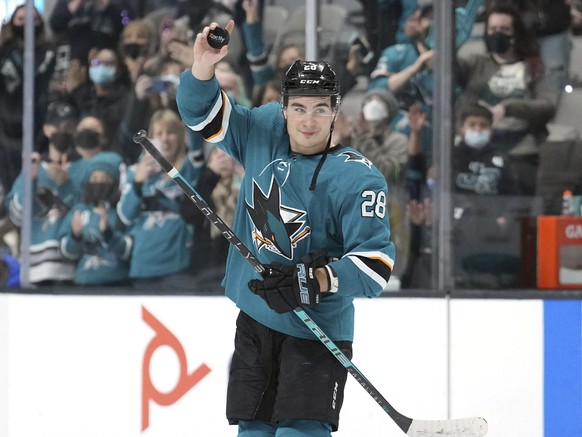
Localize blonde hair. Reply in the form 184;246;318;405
148;108;183;133
148;109;187;159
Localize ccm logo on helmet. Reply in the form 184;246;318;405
300;79;320;84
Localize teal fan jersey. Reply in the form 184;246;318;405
177;72;395;341
5;159;85;283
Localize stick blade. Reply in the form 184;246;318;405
406;416;488;437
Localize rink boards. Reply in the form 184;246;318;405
0;294;580;437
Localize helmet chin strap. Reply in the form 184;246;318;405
309;120;335;191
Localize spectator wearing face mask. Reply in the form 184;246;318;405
498;0;573;97
71;114;126;189
351;89;409;186
450;103;525;288
455;3;556;196
117;109;200;288
60;152;132;286
66;48;131;149
453;104;521;197
119;18;158;84
0;4;55;196
2;102;90;286
351;89;410;280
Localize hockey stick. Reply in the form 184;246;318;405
133;129;488;437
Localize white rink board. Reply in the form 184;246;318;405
0;294;543;437
450;300;544;437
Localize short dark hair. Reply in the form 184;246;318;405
460;104;493;124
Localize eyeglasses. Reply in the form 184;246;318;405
91;59;116;67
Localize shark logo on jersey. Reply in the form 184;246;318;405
339;151;373;169
245;177;310;259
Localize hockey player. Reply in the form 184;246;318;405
176;20;395;437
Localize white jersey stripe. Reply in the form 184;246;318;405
188;90;232;143
205;92;232;143
345;251;394;269
347;255;388;289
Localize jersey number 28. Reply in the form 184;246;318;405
361;190;386;218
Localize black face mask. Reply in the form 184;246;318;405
51;132;74;152
485;32;512;55
124;43;145;59
83;182;118;206
74;129;102;150
12;25;24;39
11;23;44;40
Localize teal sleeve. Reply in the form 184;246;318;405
425;0;485;49
176;70;221;128
242;21;275;86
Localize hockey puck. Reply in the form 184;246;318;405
207;26;230;49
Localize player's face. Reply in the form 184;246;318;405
284;96;336;155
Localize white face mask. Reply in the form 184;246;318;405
362;99;388;122
464;130;491;149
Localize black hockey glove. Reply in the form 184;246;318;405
248;253;327;314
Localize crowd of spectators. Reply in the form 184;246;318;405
0;0;580;290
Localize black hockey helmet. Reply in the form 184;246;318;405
281;60;340;109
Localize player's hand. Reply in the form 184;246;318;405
191;20;235;80
248;253;327;313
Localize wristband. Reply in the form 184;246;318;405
324;265;339;293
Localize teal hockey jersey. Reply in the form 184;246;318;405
5;159;85;283
177;71;395;342
60;203;132;285
117;153;199;279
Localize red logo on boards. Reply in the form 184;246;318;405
142;306;211;431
